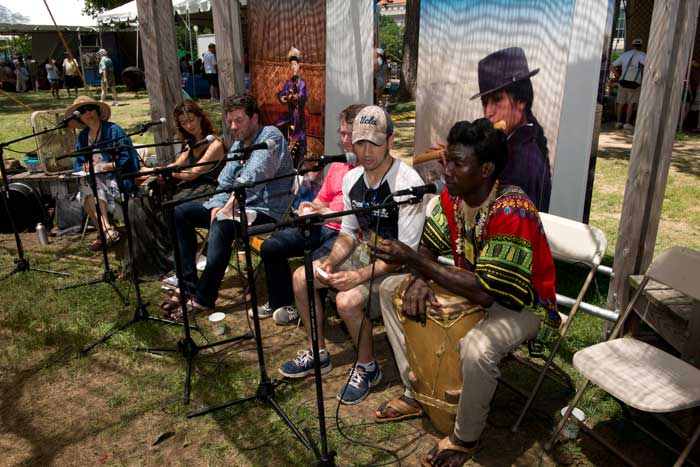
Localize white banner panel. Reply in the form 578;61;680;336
325;0;374;154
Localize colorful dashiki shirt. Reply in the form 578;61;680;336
421;183;560;331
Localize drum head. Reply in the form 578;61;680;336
0;183;46;233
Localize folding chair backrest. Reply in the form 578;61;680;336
646;247;700;303
540;212;607;267
30;110;77;174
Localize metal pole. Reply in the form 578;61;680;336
136;22;140;69
187;10;195;98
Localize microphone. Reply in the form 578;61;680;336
229;139;277;154
60;110;81;126
303;152;357;166
391;178;445;199
187;134;217;150
139;117;167;130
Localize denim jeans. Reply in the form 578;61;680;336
259;225;339;309
174;200;273;308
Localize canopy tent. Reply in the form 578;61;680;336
96;0;246;26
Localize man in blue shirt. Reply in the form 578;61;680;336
165;94;293;315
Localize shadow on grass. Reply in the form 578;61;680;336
598;130;700;177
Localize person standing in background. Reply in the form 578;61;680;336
46;58;60;98
97;48;119;107
202;43;219;102
27;56;39;92
612;38;646;130
63;52;81;98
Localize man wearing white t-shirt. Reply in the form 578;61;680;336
202;43;219;101
278;105;426;405
613;38;646;130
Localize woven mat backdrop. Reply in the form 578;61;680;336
247;0;326;148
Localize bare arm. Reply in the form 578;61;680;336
373;239;494;307
171;139;225;181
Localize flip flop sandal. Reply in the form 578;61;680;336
87;238;103;252
186;300;212;315
104;230;120;248
160;296;180;313
420;436;481;467
374;397;425;423
162;300;211;322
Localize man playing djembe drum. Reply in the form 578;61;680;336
373;118;559;467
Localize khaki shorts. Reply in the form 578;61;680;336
617;85;641;106
321;248;398;320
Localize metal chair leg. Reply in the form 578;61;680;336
544;379;591;451
674;422;700;467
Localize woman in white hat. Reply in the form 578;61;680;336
64;96;140;251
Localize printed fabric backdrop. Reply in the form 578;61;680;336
415;0;577;180
247;0;327;160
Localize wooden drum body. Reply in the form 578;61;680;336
392;277;484;434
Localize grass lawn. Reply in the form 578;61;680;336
0;90;698;466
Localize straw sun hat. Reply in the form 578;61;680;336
63;96;111;129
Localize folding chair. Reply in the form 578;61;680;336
511;213;607;432
545;247;700;467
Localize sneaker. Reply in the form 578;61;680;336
615;122;623;129
623;123;635;130
248;302;273;319
112;101;120;107
337;363;383;405
273;305;299;326
279;349;332;379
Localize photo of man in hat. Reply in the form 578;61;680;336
471;47;552;212
276;46;308;166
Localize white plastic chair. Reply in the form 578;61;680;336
511;213;607;431
545;247;700;467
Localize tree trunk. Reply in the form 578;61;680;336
398;0;420;101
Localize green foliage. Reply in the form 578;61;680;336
5;34;31;56
175;24;193;55
378;15;403;61
82;0;130;17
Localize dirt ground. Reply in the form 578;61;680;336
1;126;698;466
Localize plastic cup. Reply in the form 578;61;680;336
560;407;586;440
208;312;226;335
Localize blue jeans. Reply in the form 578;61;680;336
259;225;338;309
174;200;273;308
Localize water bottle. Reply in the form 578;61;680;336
36;223;49;246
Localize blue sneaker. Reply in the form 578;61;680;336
337;363;382;405
279;349;332;379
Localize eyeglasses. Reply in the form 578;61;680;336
77;105;99;114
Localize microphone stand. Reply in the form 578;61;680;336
185;181;312;453
53;125;181;298
125;161;254;405
181;164;422;465
79;146;192;356
0;126;72;280
53;143;129;305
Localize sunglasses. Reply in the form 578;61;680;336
77;105;99;114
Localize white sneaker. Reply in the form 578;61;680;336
615;122;623;129
248;302;273;319
623;123;635;130
112;101;120;107
272;306;299;326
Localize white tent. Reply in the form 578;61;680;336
1;0;96;27
96;0;246;25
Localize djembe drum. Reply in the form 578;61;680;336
392;274;485;434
